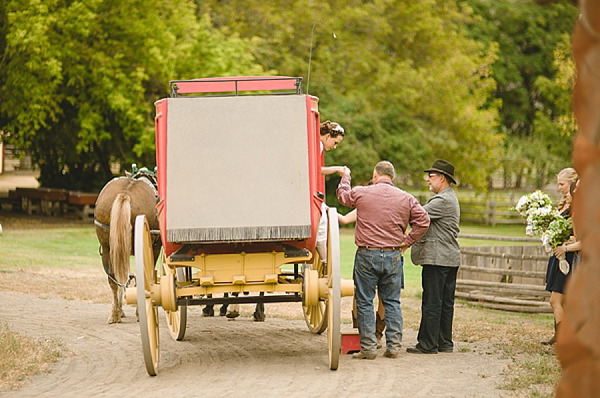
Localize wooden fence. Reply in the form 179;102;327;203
459;199;523;226
456;234;551;313
415;193;524;226
416;192;561;226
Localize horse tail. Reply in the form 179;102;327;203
110;193;132;285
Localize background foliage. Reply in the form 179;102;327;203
0;0;578;193
0;0;264;190
462;0;579;189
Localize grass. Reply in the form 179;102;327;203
0;227;99;270
450;303;559;398
0;323;66;391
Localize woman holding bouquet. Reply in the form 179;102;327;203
543;168;578;345
553;181;583;271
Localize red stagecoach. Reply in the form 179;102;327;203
126;76;354;375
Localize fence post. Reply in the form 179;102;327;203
490;200;496;227
485;199;490;225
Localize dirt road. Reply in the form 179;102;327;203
0;291;513;398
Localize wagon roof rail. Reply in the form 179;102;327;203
169;76;303;98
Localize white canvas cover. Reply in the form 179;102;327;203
165;95;311;243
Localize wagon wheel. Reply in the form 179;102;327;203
302;250;328;334
135;214;160;376
326;208;341;370
162;253;187;341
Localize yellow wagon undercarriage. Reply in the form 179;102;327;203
127;209;354;376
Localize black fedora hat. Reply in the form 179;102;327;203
425;159;456;184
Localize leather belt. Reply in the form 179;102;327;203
358;246;400;251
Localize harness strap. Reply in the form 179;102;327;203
94;219;110;230
98;245;134;289
94;218;160;235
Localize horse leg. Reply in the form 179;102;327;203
203;294;215;316
226;292;240;318
108;277;124;324
253;292;265;322
102;245;123;324
219;293;229;316
117;286;126;319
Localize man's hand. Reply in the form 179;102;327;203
400;242;409;255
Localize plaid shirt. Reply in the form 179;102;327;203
336;175;430;248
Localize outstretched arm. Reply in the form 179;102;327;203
322;166;346;176
338;209;357;225
336;167;355;207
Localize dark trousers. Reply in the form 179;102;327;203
416;265;458;353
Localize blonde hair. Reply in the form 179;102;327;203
557;167;578;210
557;167;578;183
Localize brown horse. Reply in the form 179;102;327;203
94;173;160;324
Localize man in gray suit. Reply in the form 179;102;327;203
407;159;461;354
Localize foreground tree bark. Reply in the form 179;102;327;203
556;1;600;396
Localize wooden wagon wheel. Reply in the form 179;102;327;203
302;249;328;334
326;208;341;370
161;252;187;341
135;214;160;376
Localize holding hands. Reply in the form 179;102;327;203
339;166;351;176
321;165;350;177
400;242;410;255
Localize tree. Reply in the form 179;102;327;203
199;0;502;195
0;0;264;190
462;0;579;188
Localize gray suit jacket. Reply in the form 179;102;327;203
411;186;461;267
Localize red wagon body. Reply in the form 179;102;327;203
154;76;324;258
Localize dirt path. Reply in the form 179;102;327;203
0;210;516;397
0;291;513;398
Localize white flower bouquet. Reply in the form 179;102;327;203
527;206;561;236
514;190;557;236
514;190;553;218
542;217;573;248
542;216;573;274
514;190;573;274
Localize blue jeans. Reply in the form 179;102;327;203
353;249;404;353
417;265;458;353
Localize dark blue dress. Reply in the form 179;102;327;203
545;209;574;294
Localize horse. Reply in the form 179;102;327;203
94;169;161;324
203;293;266;321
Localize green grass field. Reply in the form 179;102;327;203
0;228;99;270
